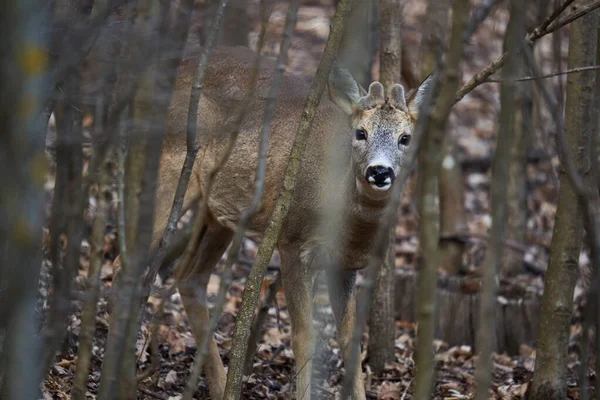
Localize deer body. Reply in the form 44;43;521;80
153;46;428;400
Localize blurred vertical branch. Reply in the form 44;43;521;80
502;2;543;277
179;2;275;399
529;6;598;399
413;1;468;400
97;0;174;397
336;0;377;87
71;118;118;400
0;1;51;398
41;0;92;374
367;0;401;375
438;139;466;275
142;0;228;292
221;1;353;398
419;0;450;79
475;1;520;398
41;64;85;372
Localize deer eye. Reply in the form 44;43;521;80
355;129;367;141
398;134;411;147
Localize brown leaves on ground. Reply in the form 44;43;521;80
39;1;595;399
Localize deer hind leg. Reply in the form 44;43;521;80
280;249;317;400
326;268;366;400
176;222;233;400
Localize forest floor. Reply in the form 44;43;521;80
41;0;595;399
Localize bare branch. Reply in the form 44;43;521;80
41;65;85;376
71;117;117;400
180;3;276;399
219;1;354;399
475;1;520;397
217;1;299;396
487;65;600;82
367;0;402;377
142;0;229;291
414;1;470;399
455;0;600;103
526;6;600;398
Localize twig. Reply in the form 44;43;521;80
454;0;600;104
475;0;519;397
521;34;594;199
97;3;170;396
136;301;163;383
48;0;127;104
536;0;575;33
487;65;600;82
339;9;446;400
171;0;233;307
413;0;469;399
217;1;300;397
43;67;86;372
71;110;118;400
541;0;600;39
180;3;274;399
522;7;600;398
400;379;413;400
42;1;94;367
368;0;402;375
142;0;230;291
138;386;168;400
244;273;282;374
220;1;353;399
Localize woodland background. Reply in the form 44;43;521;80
2;0;600;399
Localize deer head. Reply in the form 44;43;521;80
328;65;432;200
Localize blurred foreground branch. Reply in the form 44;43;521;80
474;1;520;398
221;1;353;399
414;0;469;399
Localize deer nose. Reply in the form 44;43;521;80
365;165;395;187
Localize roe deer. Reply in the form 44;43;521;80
152;46;431;400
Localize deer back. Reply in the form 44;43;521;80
152;46;346;247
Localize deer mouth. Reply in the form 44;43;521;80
367;176;392;191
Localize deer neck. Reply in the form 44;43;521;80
347;175;392;226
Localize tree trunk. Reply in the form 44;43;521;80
530;9;598;400
413;0;468;398
474;1;520;398
336;0;378;87
367;0;401;375
502;2;544;277
439;139;466;275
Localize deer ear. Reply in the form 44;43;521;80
407;72;435;119
328;63;363;115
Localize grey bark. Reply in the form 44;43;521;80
530;8;598;400
474;2;520;398
413;0;469;399
336;0;378;87
367;0;401;375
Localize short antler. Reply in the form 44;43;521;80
389;84;407;111
357;82;385;110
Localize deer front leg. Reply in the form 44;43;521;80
280;250;316;400
327;268;366;400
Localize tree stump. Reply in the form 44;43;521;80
394;268;542;355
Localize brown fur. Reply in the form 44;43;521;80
152;46;430;400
